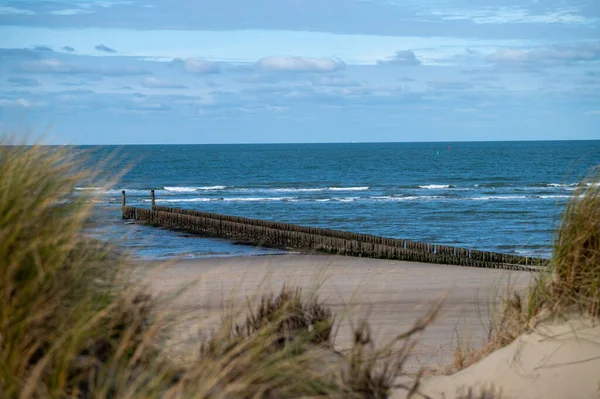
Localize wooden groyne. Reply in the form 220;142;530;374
121;191;549;271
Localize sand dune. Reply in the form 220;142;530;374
398;319;600;399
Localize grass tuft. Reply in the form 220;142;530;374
0;142;177;397
545;170;600;317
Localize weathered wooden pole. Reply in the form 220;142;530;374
151;189;155;208
121;190;126;218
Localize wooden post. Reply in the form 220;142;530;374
151;189;155;208
121;190;126;218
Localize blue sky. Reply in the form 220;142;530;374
0;0;599;144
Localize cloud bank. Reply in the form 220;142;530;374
256;56;345;73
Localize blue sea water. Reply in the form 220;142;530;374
83;141;600;260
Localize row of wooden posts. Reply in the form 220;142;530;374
121;190;549;271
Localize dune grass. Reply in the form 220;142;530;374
448;168;600;373
1;142;449;398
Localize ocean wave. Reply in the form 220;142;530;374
239;186;369;193
418;184;452;189
536;195;571;199
470;195;570;201
471;195;528;201
164;186;227;192
152;196;298;203
151;198;212;203
332;197;359;202
267;188;327;192
328;186;369;191
74;187;104;191
223;197;297;202
529;183;582;190
544;183;576;188
372;195;423;201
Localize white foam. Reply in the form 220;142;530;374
74;187;103;191
328;186;369;191
223;197;297;202
333;197;359;202
537;195;571;199
236;187;367;193
269;188;327;192
164;186;226;192
164;186;197;193
419;184;451;189
371;195;441;201
151;198;212;203
199;185;227;190
545;183;578;188
472;195;528;201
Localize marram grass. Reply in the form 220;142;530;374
547;170;600;316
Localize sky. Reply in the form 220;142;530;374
0;0;599;144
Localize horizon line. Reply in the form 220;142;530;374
34;138;600;146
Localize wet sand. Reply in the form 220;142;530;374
139;253;534;370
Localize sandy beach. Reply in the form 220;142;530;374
140;253;534;371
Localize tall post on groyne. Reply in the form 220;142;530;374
151;189;155;208
121;190;126;219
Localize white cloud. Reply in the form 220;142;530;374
50;9;94;16
0;98;32;108
0;6;34;15
16;58;152;76
585;110;600;115
80;1;134;9
20;58;86;73
377;50;421;66
422;6;594;25
141;77;186;89
256;56;345;73
184;58;220;74
489;43;600;64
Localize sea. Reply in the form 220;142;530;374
81;141;600;260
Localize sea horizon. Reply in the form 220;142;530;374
31;138;600;147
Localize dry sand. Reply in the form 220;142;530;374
140;253;533;371
396;319;600;399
